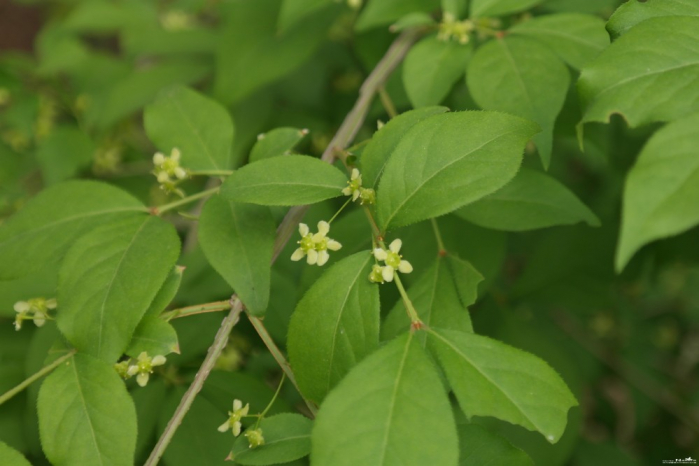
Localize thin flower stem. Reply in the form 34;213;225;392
328;197;353;224
393;274;422;325
362;206;382;239
0;349;76;406
153;187;219;216
161;300;232;321
378;87;398;119
145;297;244;466
188;170;235;177
255;373;286;429
430;218;447;253
247;314;318;417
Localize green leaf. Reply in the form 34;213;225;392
279;0;335;31
606;0;699;39
382;255;481;344
403;36;471;108
311;332;459;466
36;126;95;185
250;127;308;163
509;13;609;69
428;328;577;443
86;59;210;130
143;265;184;318
288;252;379;403
456;168;600;231
356;0;440;31
616;112;699;271
220;155;347;206
199;196;275;315
458;424;534;466
215;0;337;104
376;111;539;231
38;353;138;466
467;37;569;168
57;215;180;362
126;316;179;357
389;12;437;32
470;0;542;18
230;413;312;465
578;16;699;130
0;180;145;280
0;441;32;466
122;28;217;58
144;85;235;171
361;106;448;189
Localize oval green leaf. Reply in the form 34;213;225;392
220;155;347;206
231;413;312;465
467;37;569;168
38;353;138;466
403;36;471;108
606;0;699;39
288;252;379;403
57;215;181;362
428;328;578;444
458;424;534;466
0;441;32;466
144;85;235;171
199;196;275;315
617;112;699;271
456;168;600;231
249;127;308;163
376;111;539;231
578;16;699;130
356;0;440;31
0;180;145;280
311;332;459;466
470;0;543;18
126;316;179;357
143;265;184;318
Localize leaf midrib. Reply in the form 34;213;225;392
71;362;106;466
170;95;222;170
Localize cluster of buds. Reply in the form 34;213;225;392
369;239;413;284
437;13;475;44
153;148;189;196
114;352;166;387
291;221;342;266
13;298;56;331
342;168;375;205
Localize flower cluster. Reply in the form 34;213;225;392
370;239;413;283
153;148;189;195
437;13;474;44
218;399;250;437
13;298;56;331
114;352;167;387
342;168;375;205
291;221;342;266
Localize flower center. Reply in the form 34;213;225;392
299;235;315;251
386;252;401;268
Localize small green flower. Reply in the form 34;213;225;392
218;399;250;436
342;168;363;201
126;352;166;387
153;148;188;193
437;13;474;45
114;360;131;379
291;221;342;266
373;239;413;282
244;428;265;449
13;297;56;331
359;187;376;205
368;264;385;284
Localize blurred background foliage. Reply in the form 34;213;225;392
0;0;698;465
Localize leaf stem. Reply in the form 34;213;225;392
393;274;423;326
378;87;398;119
255;373;286;429
247;313;318;417
161;300;232;321
145;297;244;466
430;218;447;254
153;187;219;216
0;349;76;406
188;169;235;177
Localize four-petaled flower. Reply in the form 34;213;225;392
244;428;265;448
153;148;188;193
373;239;413;282
290;221;342;266
342;168;363;201
13;297;56;331
126;352;167;387
218;399;250;436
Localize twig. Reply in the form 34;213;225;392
0;349;76;406
145;297;244;466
